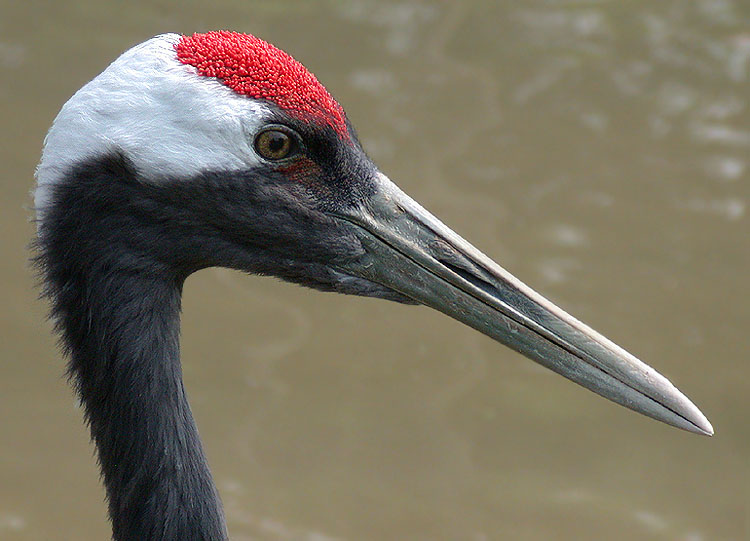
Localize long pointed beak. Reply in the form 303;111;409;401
333;173;713;435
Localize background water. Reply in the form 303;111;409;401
1;1;748;539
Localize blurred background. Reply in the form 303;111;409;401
1;1;748;539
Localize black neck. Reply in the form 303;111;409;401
36;156;228;540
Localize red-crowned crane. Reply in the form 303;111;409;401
34;32;712;540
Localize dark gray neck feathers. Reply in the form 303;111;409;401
35;155;228;540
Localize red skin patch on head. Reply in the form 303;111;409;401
176;31;348;137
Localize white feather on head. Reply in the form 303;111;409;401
35;33;272;222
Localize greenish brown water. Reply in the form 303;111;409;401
1;1;748;539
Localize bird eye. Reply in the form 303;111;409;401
254;127;298;161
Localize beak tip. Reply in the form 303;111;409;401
679;402;714;436
695;416;714;437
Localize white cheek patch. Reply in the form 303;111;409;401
35;33;272;220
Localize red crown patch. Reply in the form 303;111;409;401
176;31;348;137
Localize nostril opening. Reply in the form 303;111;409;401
437;257;499;299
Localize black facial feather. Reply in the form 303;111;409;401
33;149;414;539
262;109;376;209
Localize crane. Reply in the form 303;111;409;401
34;31;712;540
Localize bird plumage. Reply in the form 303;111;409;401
34;31;712;540
37;34;271;216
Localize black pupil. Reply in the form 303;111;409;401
268;133;287;153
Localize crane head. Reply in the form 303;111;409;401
35;31;713;436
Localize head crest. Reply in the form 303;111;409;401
176;31;348;137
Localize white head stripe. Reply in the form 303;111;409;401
36;33;271;221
